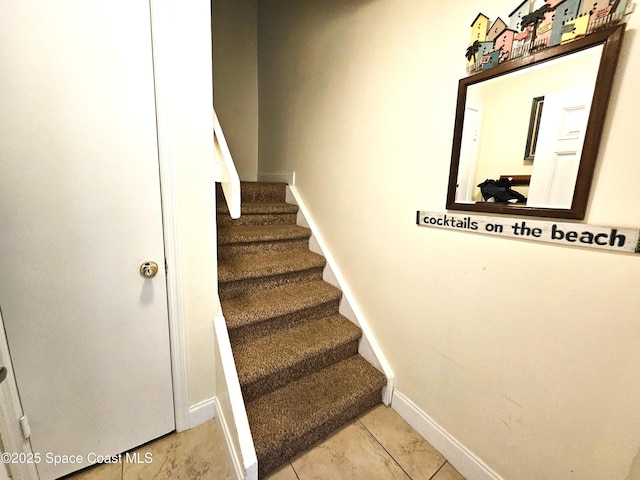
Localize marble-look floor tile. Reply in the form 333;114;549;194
264;462;299;480
291;420;410;480
123;420;235;480
432;462;465;480
65;461;122;480
359;405;446;480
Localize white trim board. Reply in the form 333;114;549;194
286;185;396;405
213;316;258;480
188;397;251;480
149;0;190;433
392;390;504;480
188;397;216;429
213;397;249;480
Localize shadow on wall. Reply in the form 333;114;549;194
256;0;386;174
587;27;634;220
258;0;381;16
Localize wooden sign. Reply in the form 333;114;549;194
416;211;640;254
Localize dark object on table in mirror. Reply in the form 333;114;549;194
477;178;527;204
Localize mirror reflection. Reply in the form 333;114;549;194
455;44;603;209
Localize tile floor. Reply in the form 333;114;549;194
65;405;464;480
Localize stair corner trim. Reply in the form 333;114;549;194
286;185;395;405
213;316;258;480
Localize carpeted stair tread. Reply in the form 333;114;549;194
234;314;362;400
216;180;387;478
222;280;341;330
217;224;311;245
217;202;298;216
247;355;386;477
216;202;299;227
218;250;325;284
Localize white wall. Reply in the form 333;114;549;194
257;2;640;479
164;1;218;407
213;0;260;181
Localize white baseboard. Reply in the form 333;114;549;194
286;185;395;405
213;315;258;480
190;396;255;480
392;390;503;480
188;397;217;428
257;171;295;185
213;397;246;480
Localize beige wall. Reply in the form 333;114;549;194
169;2;218;406
257;1;640;479
213;0;259;180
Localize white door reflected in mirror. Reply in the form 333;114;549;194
527;88;593;208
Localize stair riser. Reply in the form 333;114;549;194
240;340;360;403
256;390;383;479
217;213;298;227
218;268;325;301
240;185;286;203
216;183;286;204
218;238;310;260
228;298;341;344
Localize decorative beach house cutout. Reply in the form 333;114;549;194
466;0;633;75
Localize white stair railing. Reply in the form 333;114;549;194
213;108;241;219
213;313;258;480
212;108;255;478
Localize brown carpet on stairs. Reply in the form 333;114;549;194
216;181;387;479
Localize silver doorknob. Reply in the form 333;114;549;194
140;262;159;278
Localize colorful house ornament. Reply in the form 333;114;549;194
482;50;501;70
468;13;491;67
464;0;634;75
494;27;519;62
612;0;632;16
509;0;533;31
561;13;591;43
487;17;509;42
550;0;583;46
581;0;607;16
470;13;491;43
535;0;565;47
477;41;496;58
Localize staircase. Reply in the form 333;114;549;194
216;181;387;478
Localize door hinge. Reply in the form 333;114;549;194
19;415;31;440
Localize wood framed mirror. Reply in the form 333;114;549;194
446;24;625;219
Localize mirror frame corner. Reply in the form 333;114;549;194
446;23;626;220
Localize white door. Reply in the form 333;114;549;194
0;3;175;479
456;104;482;203
0;306;39;480
527;88;594;208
